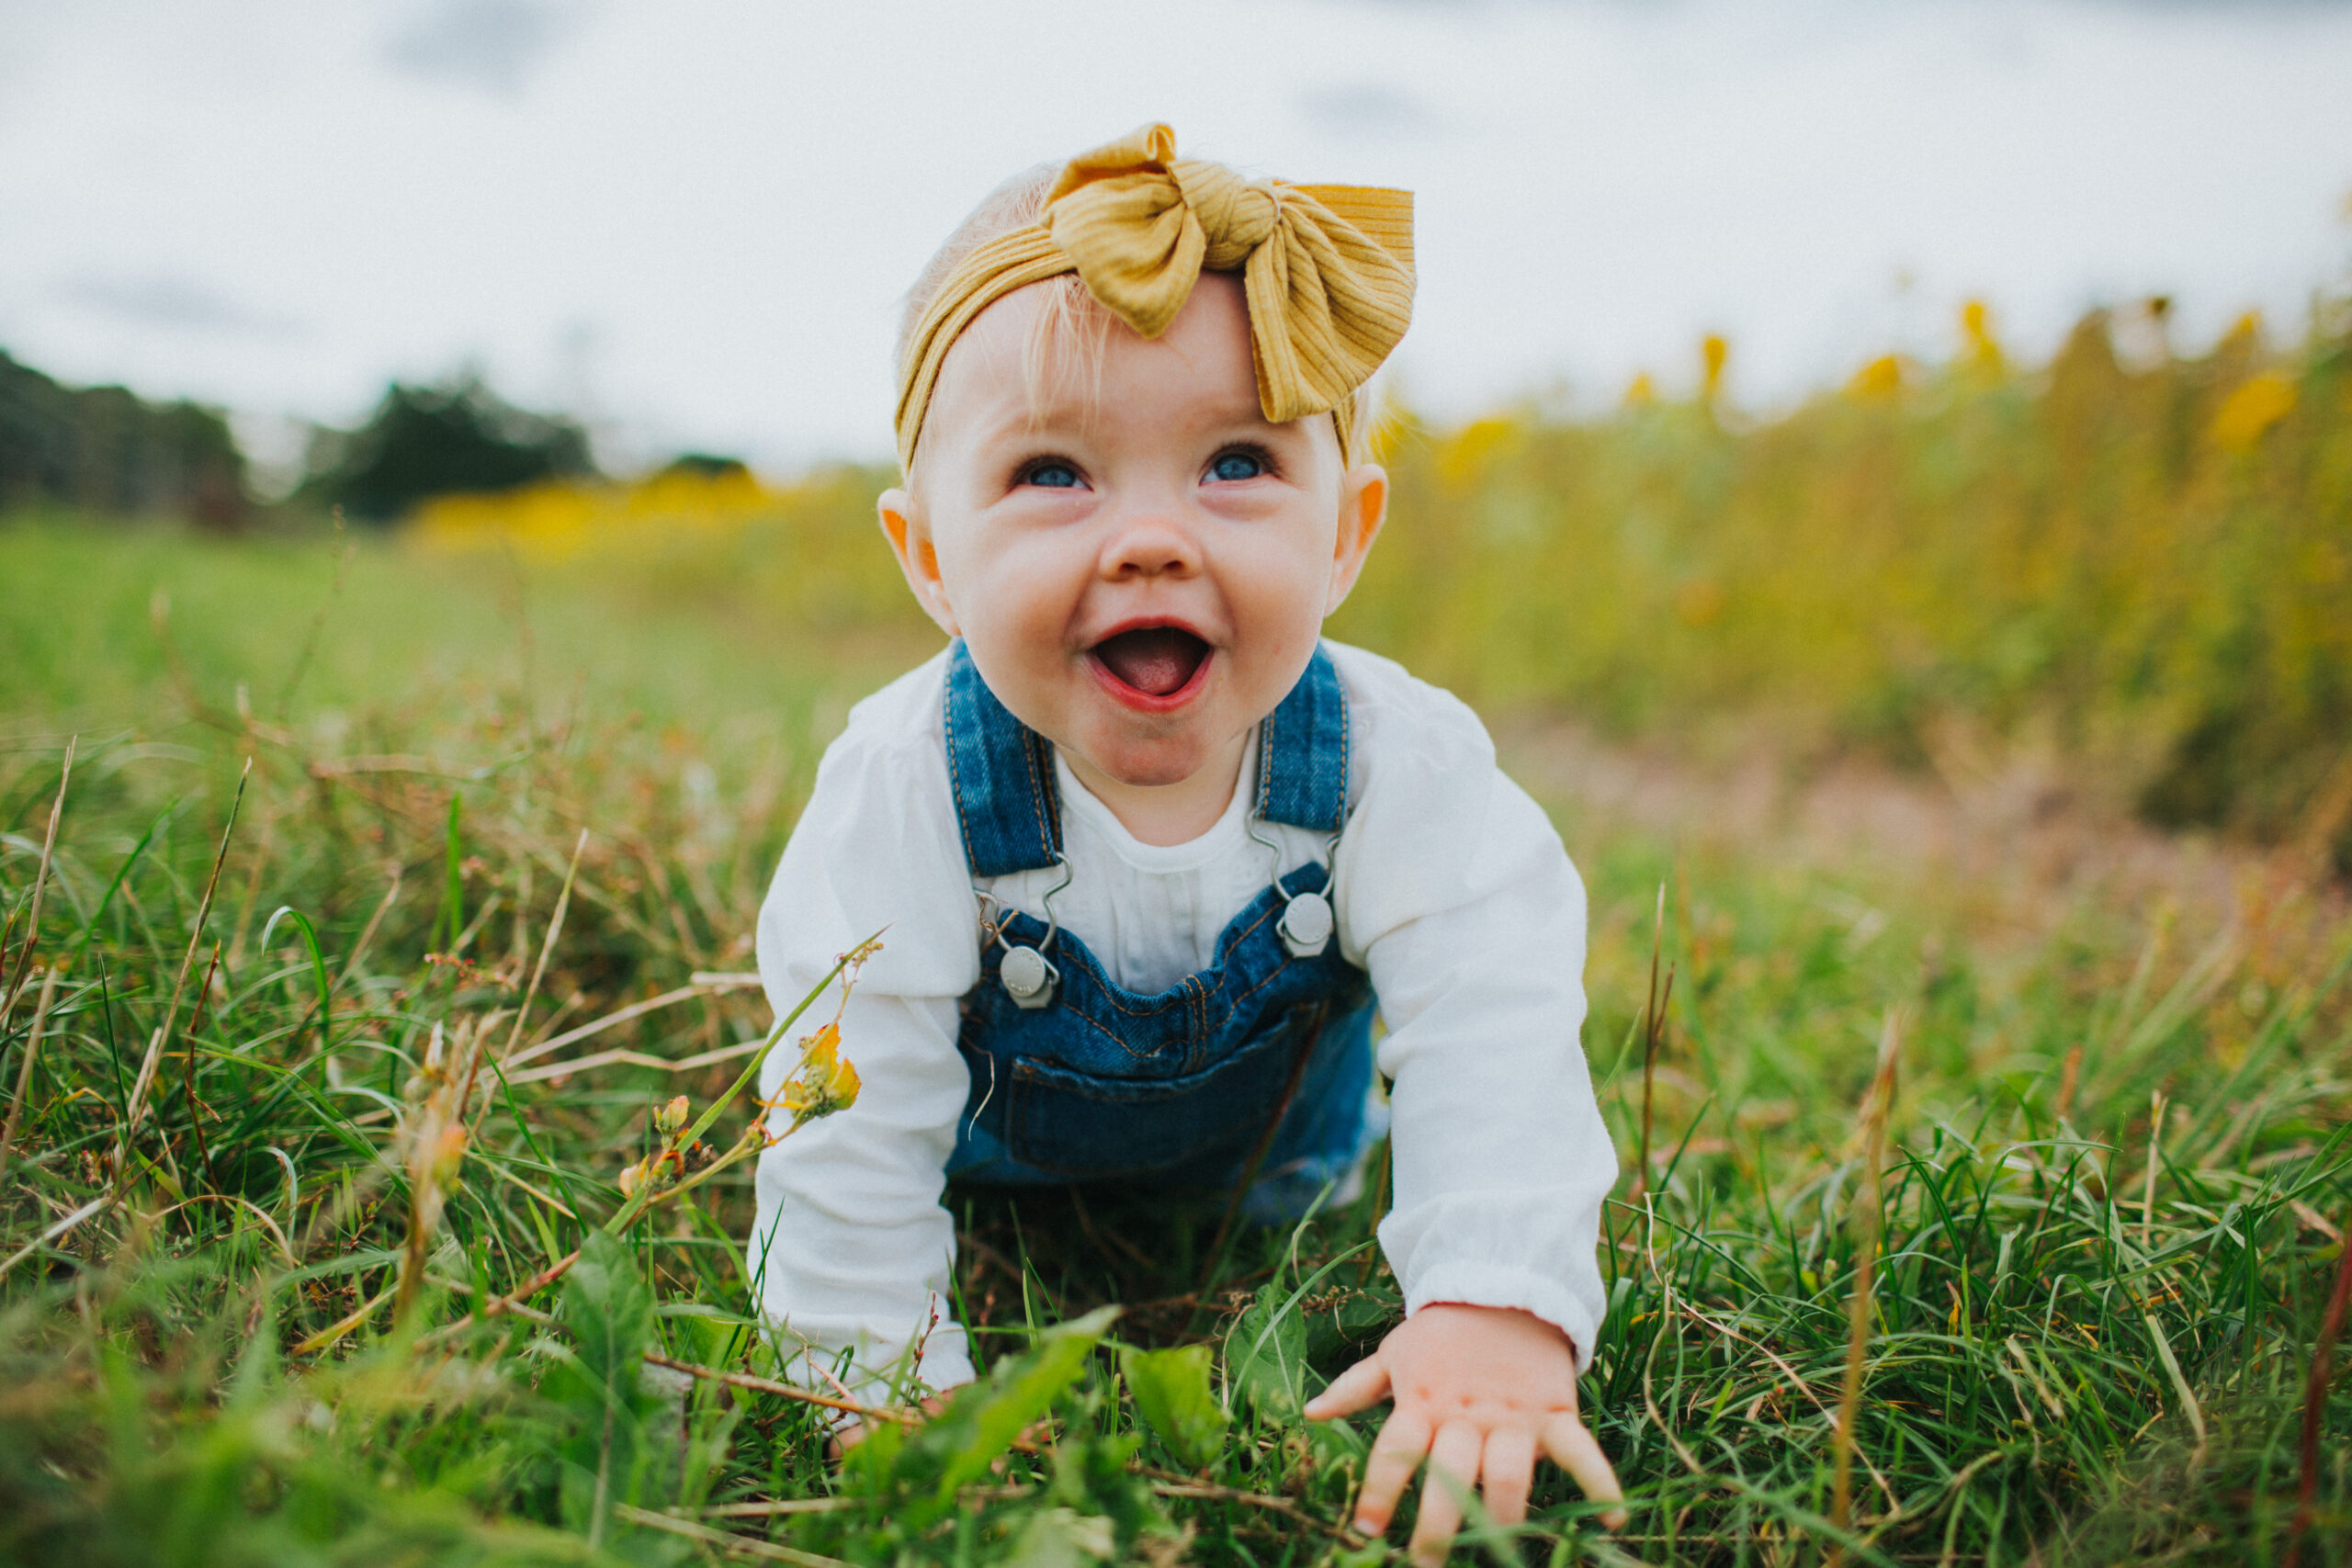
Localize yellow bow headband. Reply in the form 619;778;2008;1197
894;123;1416;472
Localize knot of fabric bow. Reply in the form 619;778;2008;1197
895;123;1414;471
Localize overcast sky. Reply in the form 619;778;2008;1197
2;0;2348;478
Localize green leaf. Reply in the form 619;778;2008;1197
925;1303;1117;1507
1043;1420;1159;1547
1302;1283;1402;1365
1224;1283;1317;1423
563;1229;653;1400
1005;1506;1117;1568
845;1303;1119;1530
665;1305;749;1373
1119;1344;1227;1470
551;1229;664;1544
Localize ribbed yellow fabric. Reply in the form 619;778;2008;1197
895;123;1415;471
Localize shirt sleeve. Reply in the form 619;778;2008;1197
749;666;981;1405
1331;650;1620;1368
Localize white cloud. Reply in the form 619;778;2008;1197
381;0;586;95
55;272;301;338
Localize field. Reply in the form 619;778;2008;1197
3;301;2350;1566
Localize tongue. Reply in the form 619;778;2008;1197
1095;627;1206;696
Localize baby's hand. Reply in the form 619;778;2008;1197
1303;1303;1626;1564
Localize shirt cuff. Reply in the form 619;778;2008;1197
1402;1260;1601;1372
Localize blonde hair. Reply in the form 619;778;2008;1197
897;164;1374;476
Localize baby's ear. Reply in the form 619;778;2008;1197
878;489;961;637
1324;464;1388;614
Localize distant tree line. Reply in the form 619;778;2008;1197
299;377;596;520
0;350;247;525
0;349;634;525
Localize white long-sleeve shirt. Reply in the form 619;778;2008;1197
750;640;1616;1400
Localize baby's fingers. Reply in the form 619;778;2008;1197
1350;1407;1430;1536
1304;1354;1391;1419
1540;1412;1629;1530
1479;1425;1537;1527
1407;1421;1483;1568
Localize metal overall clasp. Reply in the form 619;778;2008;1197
1250;818;1340;959
988;853;1071;1010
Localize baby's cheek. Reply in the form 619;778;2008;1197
950;540;1074;649
1216;558;1322;668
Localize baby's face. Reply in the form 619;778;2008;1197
882;274;1385;796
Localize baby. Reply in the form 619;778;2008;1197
751;124;1624;1559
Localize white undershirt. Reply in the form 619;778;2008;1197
751;641;1617;1400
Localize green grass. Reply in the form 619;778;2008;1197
2;517;2349;1566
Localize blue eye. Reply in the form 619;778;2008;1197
1022;459;1081;489
1208;449;1266;482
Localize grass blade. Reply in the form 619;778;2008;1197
0;735;74;1036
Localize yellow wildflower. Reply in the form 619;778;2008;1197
1436;417;1518;488
1848;355;1905;402
2210;373;2296;454
1701;334;1729;401
780;1022;862;1129
1961;299;2005;373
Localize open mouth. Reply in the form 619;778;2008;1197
1089;625;1212;701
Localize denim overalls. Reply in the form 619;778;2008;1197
942;640;1381;1221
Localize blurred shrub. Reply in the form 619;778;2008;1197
411;459;918;636
0;348;246;525
303;375;595;521
1339;302;2352;854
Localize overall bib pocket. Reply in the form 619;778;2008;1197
997;1010;1313;1178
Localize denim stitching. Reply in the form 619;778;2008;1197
1056;1002;1182;1063
1333;665;1351;829
1254;643;1346;832
1008;1034;1295;1104
944;665;982;873
1256;710;1277;821
1020;728;1056;864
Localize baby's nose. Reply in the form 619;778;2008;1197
1099;509;1203;579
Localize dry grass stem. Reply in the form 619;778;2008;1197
2289;1210;2352;1567
0;964;61;1176
1826;1010;1900;1561
0;736;74;1033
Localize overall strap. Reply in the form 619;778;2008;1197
944;640;1062;876
942;639;1350;875
1255;644;1349;834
